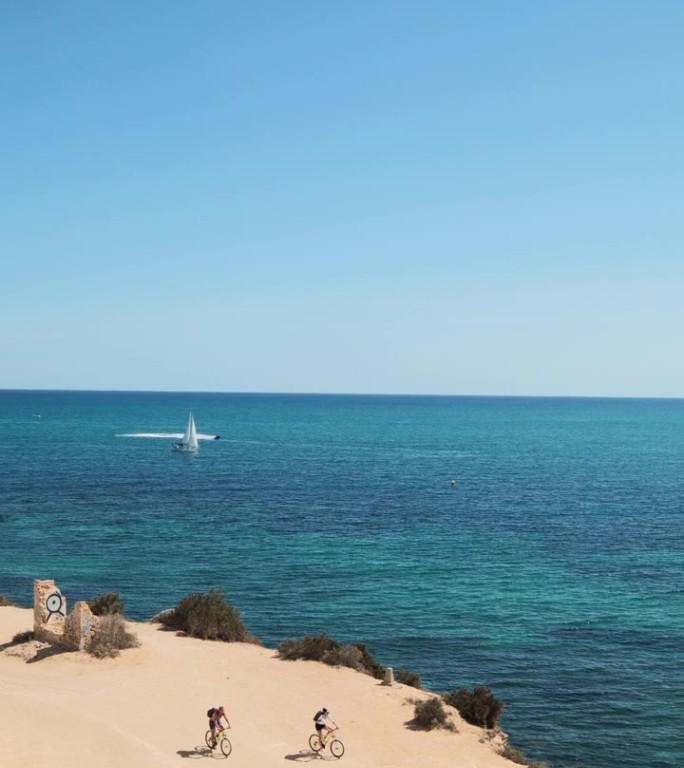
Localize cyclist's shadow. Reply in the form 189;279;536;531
284;750;333;762
176;745;215;759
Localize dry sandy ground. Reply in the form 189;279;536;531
0;607;520;768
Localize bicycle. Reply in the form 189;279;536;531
205;726;232;757
309;728;344;758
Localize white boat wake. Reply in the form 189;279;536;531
118;432;221;441
119;414;221;446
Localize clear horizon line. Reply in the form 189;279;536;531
1;387;682;401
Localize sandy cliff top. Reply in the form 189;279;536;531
0;607;518;768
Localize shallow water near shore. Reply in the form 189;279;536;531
1;390;683;768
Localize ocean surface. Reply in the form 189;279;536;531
1;391;682;768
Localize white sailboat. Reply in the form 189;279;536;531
172;413;199;453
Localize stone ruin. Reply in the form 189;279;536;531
33;579;99;651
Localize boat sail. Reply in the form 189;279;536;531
172;413;199;453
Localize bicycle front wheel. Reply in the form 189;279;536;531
220;736;232;757
330;738;345;758
309;733;322;752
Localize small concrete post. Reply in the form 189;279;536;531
383;666;395;686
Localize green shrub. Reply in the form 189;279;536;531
396;669;422;689
150;608;175;623
501;746;527;764
88;593;124;616
413;697;451;730
352;642;385;679
443;686;503;729
158;589;256;643
87;615;140;658
501;745;547;768
277;634;385;678
10;630;34;645
278;633;340;661
324;643;365;671
0;595;15;607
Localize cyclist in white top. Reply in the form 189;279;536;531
313;707;337;749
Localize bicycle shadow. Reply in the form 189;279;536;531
284;750;318;762
284;751;338;762
176;745;216;759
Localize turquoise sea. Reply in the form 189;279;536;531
1;391;682;768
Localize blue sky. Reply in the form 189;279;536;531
2;1;683;395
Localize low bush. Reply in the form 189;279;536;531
277;634;386;678
352;643;385;680
0;595;15;607
10;630;34;645
501;746;527;764
413;697;451;730
396;669;422;689
501;745;547;768
150;608;174;623
88;593;124;616
323;643;365;671
87;615;140;658
157;589;256;643
443;686;503;729
278;633;339;661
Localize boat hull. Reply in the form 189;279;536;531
172;442;198;453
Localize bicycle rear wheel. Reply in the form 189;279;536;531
205;730;213;748
220;736;232;757
330;738;345;758
309;733;322;752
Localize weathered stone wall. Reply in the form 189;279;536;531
65;601;98;650
33;579;99;651
34;579;67;645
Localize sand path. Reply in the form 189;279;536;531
0;607;517;768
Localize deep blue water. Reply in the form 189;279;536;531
1;390;683;768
